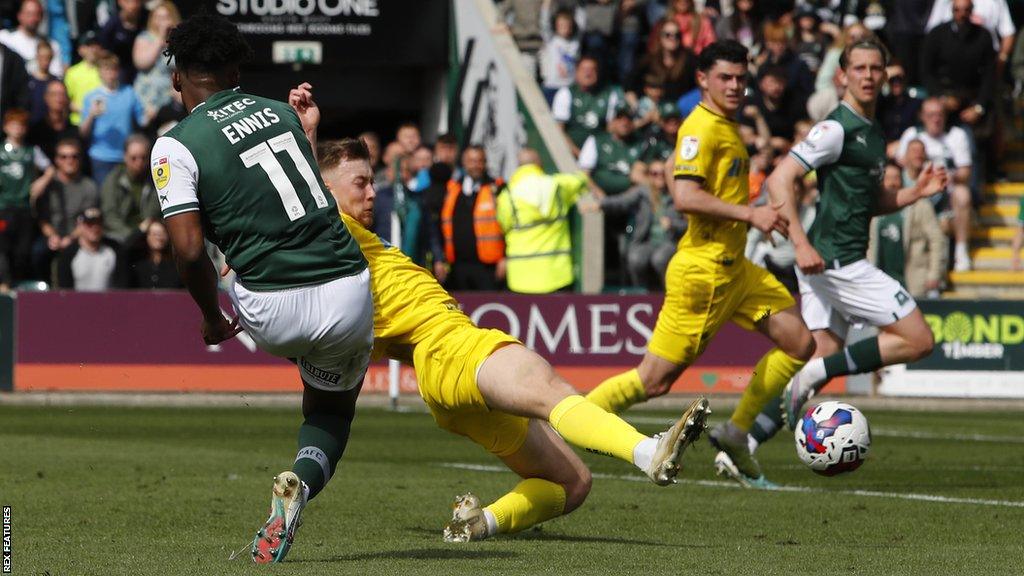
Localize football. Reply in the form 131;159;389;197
794;401;871;476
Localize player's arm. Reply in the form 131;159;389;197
767;120;844;274
673;131;787;235
876;162;948;215
288;82;320;151
152;136;241;345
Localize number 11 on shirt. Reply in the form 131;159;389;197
240;131;329;222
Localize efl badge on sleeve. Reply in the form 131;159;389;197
152;157;170;190
679;136;699;161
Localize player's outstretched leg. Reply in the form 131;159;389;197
744;329;844;451
252;471;308;564
587;368;647;413
710;348;804;486
781;310;934;430
252;382;360;564
712;308;812;487
444;420;590;542
477;344;709;486
587;352;684;414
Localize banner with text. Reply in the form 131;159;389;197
171;0;448;67
13;291;800;395
877;300;1024;398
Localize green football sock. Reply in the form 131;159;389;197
749;396;784;448
822;336;883;381
292;412;351;500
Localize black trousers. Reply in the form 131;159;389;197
0;207;36;286
448;260;501;291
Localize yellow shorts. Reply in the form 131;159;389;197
648;253;795;365
412;317;528;457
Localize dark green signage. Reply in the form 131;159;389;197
912;300;1024;371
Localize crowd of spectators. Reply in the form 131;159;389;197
496;0;1024;292
3;0;1023;296
0;0;185;291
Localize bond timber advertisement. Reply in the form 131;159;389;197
11;292;789;395
914;300;1024;371
877;300;1024;398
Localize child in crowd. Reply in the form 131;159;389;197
540;7;580;104
80;54;146;186
633;72;665;137
0;109;49;289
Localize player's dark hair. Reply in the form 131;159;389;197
839;37;890;70
697;40;748;73
885;160;902;171
436;133;458;146
164;13;253;73
318;138;371;171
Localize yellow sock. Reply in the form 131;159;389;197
484;478;567;534
549;395;647;463
586;368;646;414
731;348;806;431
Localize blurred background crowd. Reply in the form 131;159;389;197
2;0;1023;295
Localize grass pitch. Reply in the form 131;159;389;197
2;401;1023;575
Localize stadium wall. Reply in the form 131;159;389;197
7;292;809;395
10;293;1023;397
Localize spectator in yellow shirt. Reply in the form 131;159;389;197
64;31;104;126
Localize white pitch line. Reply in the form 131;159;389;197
623;416;1024;444
440;463;1024;509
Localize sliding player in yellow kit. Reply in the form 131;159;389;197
286;84;711;545
585;41;815;488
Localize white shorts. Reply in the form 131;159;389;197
797;260;916;341
229;269;374;392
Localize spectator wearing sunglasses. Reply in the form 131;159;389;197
31;137;99;282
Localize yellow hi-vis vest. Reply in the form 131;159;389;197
496;164;587;294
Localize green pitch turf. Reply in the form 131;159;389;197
2;402;1023;575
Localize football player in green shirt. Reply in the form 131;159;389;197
735;38;948;481
156;14;371;562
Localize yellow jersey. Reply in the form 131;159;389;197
340;213;471;362
672;102;750;263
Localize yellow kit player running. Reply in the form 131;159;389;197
585;40;815;488
292;93;711;541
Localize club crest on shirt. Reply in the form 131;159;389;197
679;136;699;161
152;157;170;190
